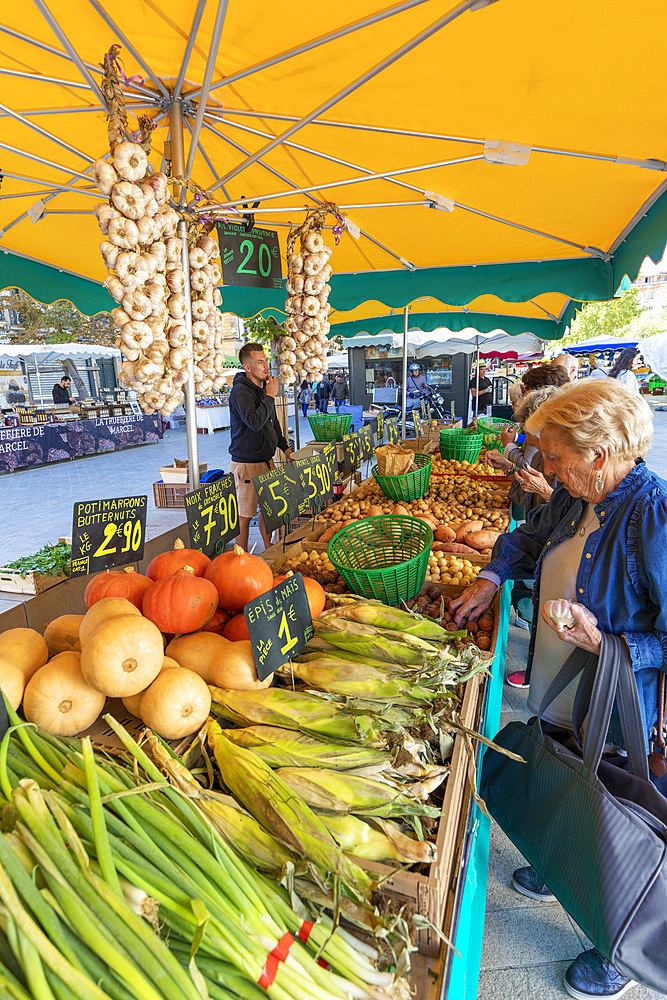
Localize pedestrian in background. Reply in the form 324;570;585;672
316;377;331;413
298;380;312;416
609;346;642;394
552;353;579;381
331;374;347;412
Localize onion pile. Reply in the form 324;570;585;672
279;228;333;385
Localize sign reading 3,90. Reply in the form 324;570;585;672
295;447;335;506
71;495;147;576
216;222;283;290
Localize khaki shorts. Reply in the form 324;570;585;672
230;460;275;518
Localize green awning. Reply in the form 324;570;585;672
332;310;561;340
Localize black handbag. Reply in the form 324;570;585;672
480;634;667;991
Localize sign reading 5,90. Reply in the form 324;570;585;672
216;222;283;290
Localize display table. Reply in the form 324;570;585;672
0;413;163;472
196;403;230;433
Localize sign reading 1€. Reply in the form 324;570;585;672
71;495;147;576
244;573;314;681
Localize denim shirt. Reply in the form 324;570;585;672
486;461;667;748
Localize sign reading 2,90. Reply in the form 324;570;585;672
216;222;283;290
70;495;147;576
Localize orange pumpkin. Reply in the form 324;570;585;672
146;538;211;581
200;608;231;634
142;566;219;634
222;613;249;642
84;567;153;611
274;572;326;619
206;545;273;612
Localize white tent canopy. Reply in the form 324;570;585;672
343;329;545;357
0;343;120;364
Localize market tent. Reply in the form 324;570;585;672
0;342;120;363
563;336;639;354
0;0;665;337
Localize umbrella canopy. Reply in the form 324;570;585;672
563;336;639;354
0;0;665;335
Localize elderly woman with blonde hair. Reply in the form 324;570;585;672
451;379;667;1000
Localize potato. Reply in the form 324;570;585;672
441;542;479;555
393;504;410;516
455;520;483;543
463;529;501;552
434;525;456;543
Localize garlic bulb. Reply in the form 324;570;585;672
302;316;321;335
197;235;218;258
116;251;150;289
110;306;131;328
104;274;126;302
158;206;179;237
149;241;167;267
282;335;296;351
304;274;325;295
303;253;323;276
284;317;299;334
113;142;148;183
191;299;208;320
94;203;121;235
108;217;139;249
141;252;158;279
164;236;182;264
166;269;186;293
121;321;152;351
111;181;145;221
168;294;186;319
189;248;207;270
542;600;597;633
99;240;120;269
168;325;188;348
212;288;223;307
302;295;320;317
138;183;159;217
122;289;152;320
147;172;170;204
190;269;207;292
144;279;165;304
303;231;324;253
93;158;118;195
135;216;156;244
288;253;303;273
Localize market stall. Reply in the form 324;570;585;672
195;398;231;433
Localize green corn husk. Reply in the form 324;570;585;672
322;600;454;640
206;721;375;904
221;726;389;771
288;657;434;704
323;814;437;865
296;649;403;672
313;618;440;666
208;686;378;743
276;767;442;819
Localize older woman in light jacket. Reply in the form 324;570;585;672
451;379;667;1000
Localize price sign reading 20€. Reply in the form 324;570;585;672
244;572;314;681
71;495;147;576
184;475;239;557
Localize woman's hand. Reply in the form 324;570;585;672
515;465;553;501
450;578;498;627
540;602;602;654
484;448;511;472
501;425;518;447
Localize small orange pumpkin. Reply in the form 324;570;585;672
200;608;231;634
142;566;219;634
146;538;211;581
222;613;249;642
274;572;326;620
84;567;153;611
206;545;273;612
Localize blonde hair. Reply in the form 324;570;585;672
525;378;653;461
514;385;559;426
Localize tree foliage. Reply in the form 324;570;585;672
562;289;643;346
2;289;114;346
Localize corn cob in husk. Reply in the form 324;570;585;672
206;720;375;903
276;767;442;818
322;599;459;641
209;686;378;742
323;814;437;865
288;656;434;704
221;725;389;771
312;617;440;666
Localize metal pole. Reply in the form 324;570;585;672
169;98;200;492
401;305;409;441
475;337;480;420
294;390;300;450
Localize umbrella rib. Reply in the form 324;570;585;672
210;0;486;188
0;101;94;163
85;0;170;99
453;200;607;258
31;0;109;111
173;0;208;100
201;119;409;270
191;0;432;98
0;143;91;181
183;118;241;213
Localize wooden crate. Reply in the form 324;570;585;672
352;583;501;955
263;538;328;574
0;568;68;596
153;481;188;508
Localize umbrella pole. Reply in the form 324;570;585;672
169;99;201;492
401;304;409;440
475;336;480;420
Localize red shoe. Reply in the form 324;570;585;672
506;671;529;689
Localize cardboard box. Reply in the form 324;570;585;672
159;464;208;484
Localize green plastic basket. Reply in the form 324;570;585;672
476;415;515;450
371;452;432;501
308;413;352;441
327;516;432;606
438;430;483;463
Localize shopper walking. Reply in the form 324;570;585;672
298;380;312;416
316;377;331;413
228;343;292;551
331;374;347;412
608;346;642;394
451;379;667;1000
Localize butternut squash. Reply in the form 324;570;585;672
0;628;48;681
23;651;105;736
81;614;163;697
44;615;84;656
79;598;141;645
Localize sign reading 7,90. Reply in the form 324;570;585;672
184;475;239;557
216;222;283;290
70;495;147;576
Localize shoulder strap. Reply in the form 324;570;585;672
649;673;667;777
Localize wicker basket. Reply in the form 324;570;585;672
371;452;432;501
327;516;432;605
308;413;352;441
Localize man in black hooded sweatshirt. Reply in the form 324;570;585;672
229;342;292;550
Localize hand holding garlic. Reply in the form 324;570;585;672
541;600;602;654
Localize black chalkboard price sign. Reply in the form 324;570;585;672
244;572;314;680
253;466;310;533
376;411;385;441
184;474;239;557
216;222;282;289
71;495;147;576
359;423;374;462
295;449;335;507
342;431;361;477
412;408;423;437
385;417;400;444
